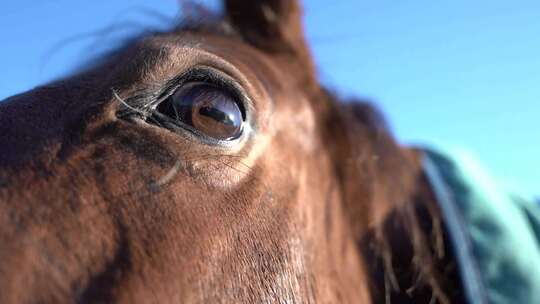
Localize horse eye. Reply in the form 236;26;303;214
155;82;244;140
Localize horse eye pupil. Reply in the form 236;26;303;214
156;82;244;141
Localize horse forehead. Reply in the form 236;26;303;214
129;33;297;98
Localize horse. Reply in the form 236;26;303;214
0;1;466;303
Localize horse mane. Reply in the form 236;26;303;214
317;88;462;303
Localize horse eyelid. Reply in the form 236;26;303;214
156;67;251;122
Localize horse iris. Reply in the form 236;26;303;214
157;82;244;140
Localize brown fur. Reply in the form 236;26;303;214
0;1;463;303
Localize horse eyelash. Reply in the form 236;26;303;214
114;88;166;121
113;87;195;132
112;69;210;119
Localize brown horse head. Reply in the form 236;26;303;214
0;1;462;303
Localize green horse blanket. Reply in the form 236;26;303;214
423;148;540;304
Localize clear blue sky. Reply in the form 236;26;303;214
1;0;538;197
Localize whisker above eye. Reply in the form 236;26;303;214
113;89;153;119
